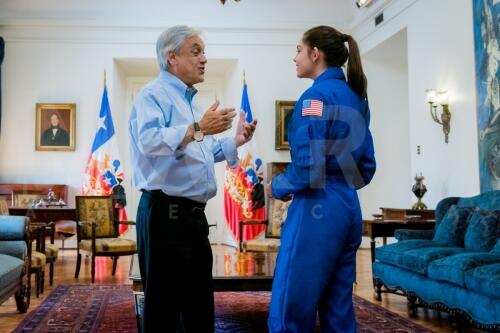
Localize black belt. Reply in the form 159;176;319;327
141;189;206;210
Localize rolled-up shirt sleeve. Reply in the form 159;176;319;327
135;91;188;156
211;136;239;168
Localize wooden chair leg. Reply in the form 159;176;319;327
28;272;33;298
40;269;45;294
112;257;118;276
49;261;54;285
14;279;30;313
75;253;82;278
91;255;96;283
239;222;243;252
35;271;40;298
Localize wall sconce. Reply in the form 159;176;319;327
356;0;374;8
426;89;451;143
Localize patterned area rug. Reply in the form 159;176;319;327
13;285;435;333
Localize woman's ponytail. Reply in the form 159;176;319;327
344;34;367;98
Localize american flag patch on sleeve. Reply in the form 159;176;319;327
301;99;323;117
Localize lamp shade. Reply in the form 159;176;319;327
437;91;449;105
426;89;437;103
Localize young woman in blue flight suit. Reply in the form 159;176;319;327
267;26;376;333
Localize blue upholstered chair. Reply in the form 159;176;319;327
0;215;31;312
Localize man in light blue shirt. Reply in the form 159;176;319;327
129;25;256;333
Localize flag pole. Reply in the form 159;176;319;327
243;70;246;85
103;69;107;88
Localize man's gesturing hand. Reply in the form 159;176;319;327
199;100;236;135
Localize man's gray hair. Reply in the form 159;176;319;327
156;25;202;71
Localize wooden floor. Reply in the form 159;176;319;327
0;246;486;333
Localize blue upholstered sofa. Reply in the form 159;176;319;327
372;190;500;331
0;216;31;312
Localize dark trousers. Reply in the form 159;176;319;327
136;190;214;333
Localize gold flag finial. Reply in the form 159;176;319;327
104;69;107;87
243;70;246;85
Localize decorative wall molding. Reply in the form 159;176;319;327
0;23;305;46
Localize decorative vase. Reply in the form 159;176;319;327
412;173;427;210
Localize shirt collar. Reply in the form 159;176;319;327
159;70;198;102
314;67;346;84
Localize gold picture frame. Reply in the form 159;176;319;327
275;100;295;150
266;162;291;238
12;191;43;208
35;103;76;151
267;198;292;238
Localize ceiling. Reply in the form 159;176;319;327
0;0;379;31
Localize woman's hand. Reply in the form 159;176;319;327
234;111;257;147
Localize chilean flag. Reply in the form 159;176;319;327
223;81;266;244
82;84;128;234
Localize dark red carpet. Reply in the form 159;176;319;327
13;285;435;332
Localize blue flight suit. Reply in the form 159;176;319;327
269;67;376;333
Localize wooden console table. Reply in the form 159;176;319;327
8;207;76;223
0;184;68;207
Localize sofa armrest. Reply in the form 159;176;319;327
0;216;29;240
394;229;435;241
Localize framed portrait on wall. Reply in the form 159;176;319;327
35;103;76;151
266;162;291;237
275;100;295;150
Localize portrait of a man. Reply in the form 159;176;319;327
41;113;70;146
275;100;295;150
36;103;76;151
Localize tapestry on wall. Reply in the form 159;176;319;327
473;0;499;192
0;36;4;137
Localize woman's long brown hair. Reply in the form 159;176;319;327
303;26;367;98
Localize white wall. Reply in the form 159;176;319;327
0;0;483;245
0;25;309;245
359;28;412;218
353;0;480;210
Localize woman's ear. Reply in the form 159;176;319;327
311;47;320;63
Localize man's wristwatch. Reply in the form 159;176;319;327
193;122;204;142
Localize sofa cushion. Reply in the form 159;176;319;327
243;238;280;252
394;229;434;241
0;253;24;290
464;210;499;252
31;251;46;269
428;253;500;286
375;240;449;268
80;238;137;253
491;239;500;254
433;205;474;247
399;247;465;275
464;263;500;299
